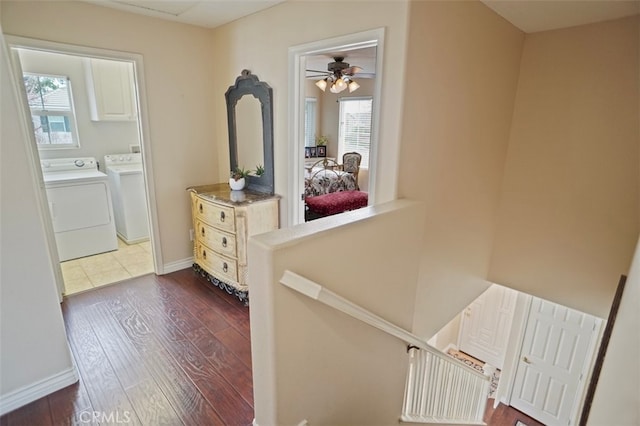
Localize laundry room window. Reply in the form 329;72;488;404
23;73;80;148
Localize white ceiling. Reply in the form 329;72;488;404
83;0;286;28
85;0;640;33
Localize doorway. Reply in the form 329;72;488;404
458;283;518;370
288;28;384;226
510;297;601;426
7;36;161;297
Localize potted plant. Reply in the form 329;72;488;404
229;167;250;190
255;164;265;176
315;135;328;146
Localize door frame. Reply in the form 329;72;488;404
287;28;384;226
507;296;604;426
5;35;163;297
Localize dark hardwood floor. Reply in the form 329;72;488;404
485;398;546;426
0;269;253;426
1;268;548;426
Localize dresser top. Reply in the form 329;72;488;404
187;183;280;206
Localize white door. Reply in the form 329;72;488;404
511;297;598;426
458;284;517;369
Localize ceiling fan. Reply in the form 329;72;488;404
306;57;363;94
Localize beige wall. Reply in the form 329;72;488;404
1;1;217;267
488;16;640;318
397;1;525;338
249;200;425;425
588;237;640;425
210;1;410;225
0;24;75;408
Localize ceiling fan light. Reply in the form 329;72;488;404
329;83;340;94
315;79;327;91
335;77;347;91
348;80;360;93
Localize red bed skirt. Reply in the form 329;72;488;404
305;190;368;217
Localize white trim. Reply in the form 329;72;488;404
254;419;310;426
280;269;488;380
337;95;373;102
162;257;194;274
5;35;164;279
505;295;533;406
287;28;385;226
0;366;78;416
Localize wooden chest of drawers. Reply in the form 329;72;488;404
188;183;279;303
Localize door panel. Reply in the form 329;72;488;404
458;284;517;369
46;182;112;232
511;297;597;426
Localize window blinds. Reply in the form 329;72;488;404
338;97;372;168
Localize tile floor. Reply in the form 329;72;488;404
60;238;154;296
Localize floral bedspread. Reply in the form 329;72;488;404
304;168;357;197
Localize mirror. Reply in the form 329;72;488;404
236;96;264;171
226;70;274;194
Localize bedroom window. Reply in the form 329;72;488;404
338;97;372;168
304;97;317;148
23;73;80;148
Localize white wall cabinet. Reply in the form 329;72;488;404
85;58;137;121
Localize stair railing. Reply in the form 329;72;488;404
280;270;490;424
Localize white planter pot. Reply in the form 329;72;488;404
229;177;245;191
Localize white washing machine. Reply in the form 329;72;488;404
41;157;118;261
104;153;149;244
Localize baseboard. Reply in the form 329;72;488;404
444;343;458;354
162;257;194;274
0;366;78;416
254;419;307;426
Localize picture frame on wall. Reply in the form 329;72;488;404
317;146;326;157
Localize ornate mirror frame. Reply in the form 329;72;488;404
225;70;274;194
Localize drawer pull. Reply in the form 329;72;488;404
199;203;203;213
222;236;227;247
200;227;205;237
202;249;207;259
223;262;228;273
220;211;226;222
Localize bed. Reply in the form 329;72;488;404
304;158;368;221
304;158;357;197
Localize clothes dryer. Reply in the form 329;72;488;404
104;153;149;244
